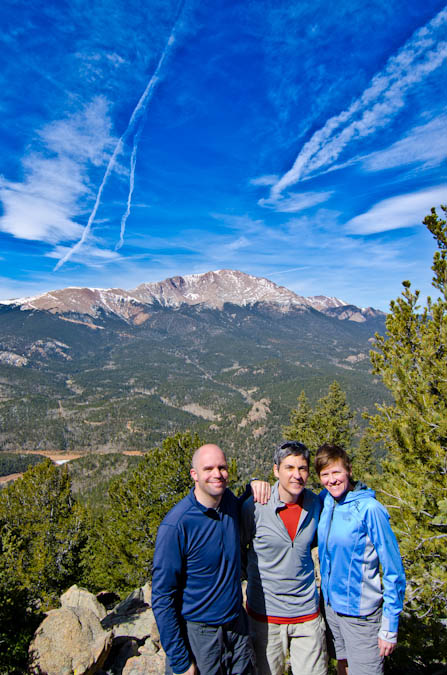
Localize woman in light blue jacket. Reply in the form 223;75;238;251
315;443;405;675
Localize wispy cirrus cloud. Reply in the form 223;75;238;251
0;97;115;244
361;115;447;172
271;7;447;197
345;186;446;235
259;190;333;213
249;174;279;186
46;242;123;268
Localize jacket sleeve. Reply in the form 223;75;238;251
239;496;255;580
151;522;192;674
365;500;406;636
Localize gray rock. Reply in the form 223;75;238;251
121;639;165;675
29;605;113;675
61;584;107;620
102;583;155;642
102;606;156;642
108;583;151;617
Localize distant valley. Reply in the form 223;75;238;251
0;270;388;473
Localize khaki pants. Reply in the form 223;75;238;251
249;614;327;675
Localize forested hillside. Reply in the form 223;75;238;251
0;297;388;476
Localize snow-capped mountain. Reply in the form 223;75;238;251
0;270;383;323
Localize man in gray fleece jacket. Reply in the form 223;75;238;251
241;441;327;675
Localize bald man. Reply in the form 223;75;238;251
152;444;255;675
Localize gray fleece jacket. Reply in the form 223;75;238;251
240;483;321;619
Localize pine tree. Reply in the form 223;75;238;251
367;206;447;669
283;390;317;448
83;431;203;594
312;381;355;449
0;528;42;673
0;459;86;608
284;382;355;451
351;430;377;482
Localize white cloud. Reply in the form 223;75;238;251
46;242;122;267
0;97;115;244
259;190;332;212
271;7;447;197
223;236;251;252
249;174;279;186
345;186;447;235
362;116;447;172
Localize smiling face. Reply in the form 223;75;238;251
318;459;352;501
274;453;309;503
190;444;229;508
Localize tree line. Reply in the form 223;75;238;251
0;207;446;674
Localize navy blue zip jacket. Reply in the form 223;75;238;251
152;488;242;674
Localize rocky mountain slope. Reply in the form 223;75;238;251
0;270;388;473
1;270;383;324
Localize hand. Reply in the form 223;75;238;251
378;638;397;657
251;480;271;504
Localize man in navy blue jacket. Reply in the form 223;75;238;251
152;444;255;675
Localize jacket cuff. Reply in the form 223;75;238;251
380;612;399;635
378;628;397;643
169;656;192;675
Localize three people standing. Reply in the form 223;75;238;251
152;440;405;675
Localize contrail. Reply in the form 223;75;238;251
55;0;185;270
116;107;145;251
271;6;447;199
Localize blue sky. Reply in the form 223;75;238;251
0;0;446;309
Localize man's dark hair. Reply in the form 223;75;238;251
274;441;310;468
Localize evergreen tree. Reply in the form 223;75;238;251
283;390;317;448
350;430;377;482
367;206;447;669
83;431;203;594
284;382;355;451
0;459;86;608
0;528;42;674
312;381;355;449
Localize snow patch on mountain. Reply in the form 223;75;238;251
0;270;383;323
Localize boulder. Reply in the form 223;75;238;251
102;583;155;642
108;582;151;616
29;605;113;675
102;606;156;642
122;638;165;675
61;584;107;620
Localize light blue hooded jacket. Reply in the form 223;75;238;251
318;483;405;637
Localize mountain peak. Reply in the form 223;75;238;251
0;269;383;323
132;269;309;310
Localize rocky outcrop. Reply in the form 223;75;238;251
0;350;28;367
28;584;165;675
28;605;113;675
61;583;107;620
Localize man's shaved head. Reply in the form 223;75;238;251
190;444;229;508
192;444;227;470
